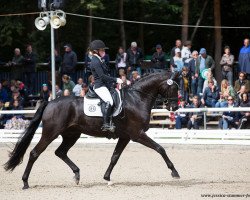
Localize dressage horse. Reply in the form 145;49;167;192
4;71;180;189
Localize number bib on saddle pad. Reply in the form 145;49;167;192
83;88;122;117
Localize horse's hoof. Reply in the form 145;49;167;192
171;170;180;179
74;172;80;185
103;175;110;182
22;185;29;190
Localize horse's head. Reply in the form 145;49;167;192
158;74;179;111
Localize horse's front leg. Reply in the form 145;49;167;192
133;131;180;178
104;137;130;182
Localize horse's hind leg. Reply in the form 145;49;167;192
55;134;81;185
103;137;130;182
22;135;55;189
134;131;180;178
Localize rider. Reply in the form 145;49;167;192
89;40;123;131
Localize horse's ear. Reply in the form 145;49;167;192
169;71;179;81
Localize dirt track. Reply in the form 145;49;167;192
0;143;249;200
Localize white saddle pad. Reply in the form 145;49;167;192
83;89;122;117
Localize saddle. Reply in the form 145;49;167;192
84;87;122;117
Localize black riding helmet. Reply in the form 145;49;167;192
89;40;109;51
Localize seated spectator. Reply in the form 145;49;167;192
239;92;250;129
0;82;8;103
0;100;7;128
151;44;166;73
7;100;24;120
175;99;188;129
179;67;190;102
63;89;71;96
236;85;249;105
39;84;50;102
55;84;63;98
187;95;203;129
202;70;217;93
234;72;250;94
73;78;84;96
220;46;234;86
62;74;75;93
130;71;141;85
115;47;127;76
170;48;184;73
88;75;95;91
10;89;25;107
117;74;131;90
219;96;239;129
201;80;219;107
215;79;235;108
80;83;88;97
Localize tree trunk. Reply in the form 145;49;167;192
138;1;144;52
119;0;126;49
181;0;189;43
214;0;222;83
86;8;93;49
190;0;209;42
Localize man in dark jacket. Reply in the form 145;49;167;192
62;44;77;83
188;50;199;96
151;44;166;72
23;44;37;95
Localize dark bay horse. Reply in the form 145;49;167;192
4;71;180;189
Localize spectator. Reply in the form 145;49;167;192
127;41;143;78
234;72;250;94
220;46;234;86
179;66;190;102
239;92;250;129
88;75;95;91
61;44;77;83
117;74;131;90
170;48;184;73
216;79;235;108
115;47;127;76
202;70;218;93
8;48;24;81
130;71;141;85
10;89;25;107
80;83;88;97
238;38;250;79
100;48;112;76
196;48;215;95
181;40;192;66
55;84;63;98
235;85;249;105
8;100;25;120
219;96;239;129
73;78;84;96
0;82;8;103
188;50;199;96
0;100;7;128
63;89;71;96
151;44;166;73
201;79;219;107
170;39;182;62
62;74;75;93
47;49;62;86
187;96;203;129
175;99;188;129
84;49;93;84
39;84;50;101
23;44;37;95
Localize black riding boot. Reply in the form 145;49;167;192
101;102;115;132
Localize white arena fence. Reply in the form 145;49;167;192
0;108;250;145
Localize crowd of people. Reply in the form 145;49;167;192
0;38;250;130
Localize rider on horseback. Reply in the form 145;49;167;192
89;40;123;132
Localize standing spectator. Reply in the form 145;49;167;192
115;47;127;76
196;48;215;95
61;44;77;83
220;46;234;86
170;48;184;73
238;38;250;79
179;67;190;102
170;39;182;62
8;48;24;81
127;41;143;78
187;96;203;130
219;96;239;129
188;50;199;96
181;40;192;66
151;44;166;73
84;49;93;85
234;72;250;94
175;99;188;129
62;74;75;93
100;48;111;76
130;71;141;85
201;80;219;107
39;84;50;102
23;44;37;95
47;49;62;86
73;78;84;96
0;83;8;103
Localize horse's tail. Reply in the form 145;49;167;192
4;101;48;171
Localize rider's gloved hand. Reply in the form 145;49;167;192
116;78;123;84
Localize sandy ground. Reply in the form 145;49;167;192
0;143;250;200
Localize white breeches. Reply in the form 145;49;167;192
94;86;114;106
